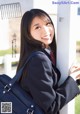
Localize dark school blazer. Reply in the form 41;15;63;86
20;49;80;114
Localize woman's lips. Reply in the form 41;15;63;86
42;34;51;40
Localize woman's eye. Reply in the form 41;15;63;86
35;26;40;29
46;22;52;26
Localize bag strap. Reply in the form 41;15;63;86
8;51;44;87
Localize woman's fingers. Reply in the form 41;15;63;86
69;65;80;80
76;74;80;79
70;66;80;74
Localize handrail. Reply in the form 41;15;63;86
0;54;20;65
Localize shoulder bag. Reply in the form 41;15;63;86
0;51;44;114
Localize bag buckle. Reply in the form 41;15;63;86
3;84;11;94
26;108;34;114
26;105;34;114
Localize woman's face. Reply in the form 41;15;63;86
30;16;54;47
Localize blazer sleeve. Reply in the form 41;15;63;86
21;52;80;114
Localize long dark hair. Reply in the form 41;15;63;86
17;8;56;71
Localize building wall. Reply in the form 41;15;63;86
0;0;57;51
0;0;80;52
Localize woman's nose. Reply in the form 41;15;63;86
42;26;49;34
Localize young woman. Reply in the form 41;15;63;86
17;9;80;114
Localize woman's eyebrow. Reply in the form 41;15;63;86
33;23;39;27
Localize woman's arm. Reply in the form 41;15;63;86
21;52;80;114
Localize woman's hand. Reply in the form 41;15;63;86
69;65;80;81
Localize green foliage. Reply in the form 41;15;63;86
75;86;80;114
76;41;80;45
0;49;12;56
